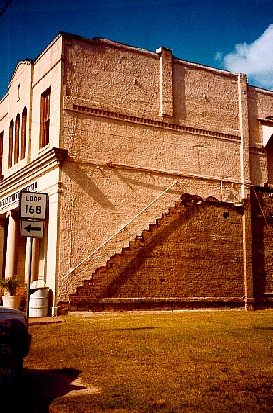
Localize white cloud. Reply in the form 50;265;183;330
214;51;223;63
223;24;273;90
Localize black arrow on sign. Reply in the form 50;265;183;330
25;224;41;233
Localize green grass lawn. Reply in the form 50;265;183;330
25;310;273;412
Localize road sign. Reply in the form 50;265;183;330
19;191;48;220
20;220;44;238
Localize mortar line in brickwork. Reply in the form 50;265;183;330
63;179;179;278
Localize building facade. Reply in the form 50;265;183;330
1;32;273;315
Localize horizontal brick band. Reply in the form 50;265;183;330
70;103;241;143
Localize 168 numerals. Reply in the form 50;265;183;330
26;205;42;214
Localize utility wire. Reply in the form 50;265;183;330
0;0;13;17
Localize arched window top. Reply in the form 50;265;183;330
8;120;14;168
14;113;20;164
21;107;27;160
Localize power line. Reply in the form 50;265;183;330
0;0;13;17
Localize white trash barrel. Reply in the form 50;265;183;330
29;287;49;317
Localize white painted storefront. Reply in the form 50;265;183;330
0;162;63;316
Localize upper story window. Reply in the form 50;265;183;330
8;120;14;168
40;87;51;148
17;84;20;101
20;107;27;160
7;107;28;169
14;114;20;164
0;132;3;180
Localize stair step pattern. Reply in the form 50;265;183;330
68;193;206;311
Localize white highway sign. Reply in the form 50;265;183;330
20;220;44;238
20;191;48;220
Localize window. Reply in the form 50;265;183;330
14;114;20;164
17;84;20;101
7;108;27;168
8;120;14;168
40;87;51;148
0;132;3;180
20;107;27;160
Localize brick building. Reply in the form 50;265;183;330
1;32;273;315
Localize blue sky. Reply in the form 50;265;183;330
1;0;273;98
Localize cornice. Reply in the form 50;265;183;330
0;147;68;195
65;102;241;143
0;111;8;122
258;117;273;125
250;146;265;155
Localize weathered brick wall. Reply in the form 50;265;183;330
61;113;241;180
57;34;273;305
251;187;273;299
68;195;246;311
63;35;241;133
57;158;243;300
63;37;159;118
173;61;239;132
58;35;246;301
105;196;245;300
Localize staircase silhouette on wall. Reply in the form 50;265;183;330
69;193;244;312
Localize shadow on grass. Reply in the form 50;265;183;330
0;367;84;413
116;326;158;331
254;326;273;331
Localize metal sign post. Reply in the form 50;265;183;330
19;191;48;325
25;238;33;327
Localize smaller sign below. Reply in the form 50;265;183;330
20;220;44;238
